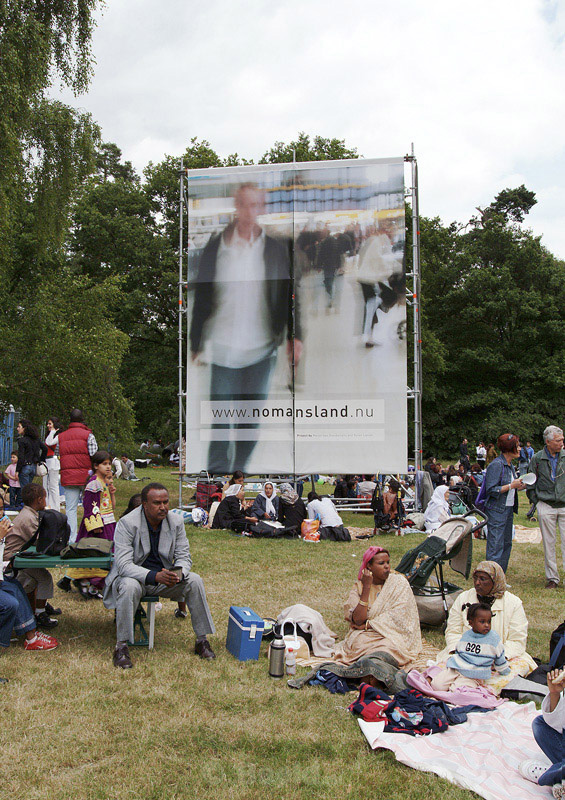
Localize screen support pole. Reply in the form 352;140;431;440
178;161;185;508
405;146;423;478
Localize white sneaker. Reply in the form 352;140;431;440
519;759;551;783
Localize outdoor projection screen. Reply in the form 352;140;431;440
185;158;407;475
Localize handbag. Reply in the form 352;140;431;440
301;518;320;541
475;463;505;512
59;537;112;558
35;442;48;476
275;619;310;659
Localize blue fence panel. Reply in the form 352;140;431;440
0;410;15;466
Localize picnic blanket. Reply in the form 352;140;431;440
514;525;542;544
358;701;549;800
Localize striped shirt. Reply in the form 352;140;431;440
447;629;510;680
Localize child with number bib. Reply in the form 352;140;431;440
430;602;511;691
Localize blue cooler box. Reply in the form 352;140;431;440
226;606;264;661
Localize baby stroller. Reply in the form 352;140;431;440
395;508;487;628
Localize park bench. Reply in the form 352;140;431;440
13;549;160;649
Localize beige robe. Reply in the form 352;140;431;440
333;571;422;667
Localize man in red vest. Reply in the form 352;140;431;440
57;408;97;542
56;409;98;593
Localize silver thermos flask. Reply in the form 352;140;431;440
269;633;286;678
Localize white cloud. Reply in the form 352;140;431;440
51;0;565;255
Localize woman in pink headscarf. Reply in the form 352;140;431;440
333;546;422;666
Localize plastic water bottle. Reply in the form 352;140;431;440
285;646;296;676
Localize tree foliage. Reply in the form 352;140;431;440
0;1;135;444
71;147;178;438
420;188;565;455
0;0;101;262
2;269;133;446
260;132;359;163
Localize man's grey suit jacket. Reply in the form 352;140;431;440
103;506;192;609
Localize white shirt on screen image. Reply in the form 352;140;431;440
206;228;274;369
307;497;343;527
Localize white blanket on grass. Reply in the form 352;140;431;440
359;701;549;800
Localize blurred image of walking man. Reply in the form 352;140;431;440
189;183;301;474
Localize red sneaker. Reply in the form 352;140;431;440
24;632;58;651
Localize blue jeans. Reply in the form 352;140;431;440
63;486;82;543
207;355;276;474
19;464;36;489
485;503;514;572
533;715;564;786
0;578;36;647
8;487;21;508
322;268;337;305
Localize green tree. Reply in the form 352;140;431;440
0;0;101;264
420;188;565;455
260;132;359;163
2;270;134;445
0;2;138;447
96;141;137;184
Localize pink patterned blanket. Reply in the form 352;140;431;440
358;701;549;800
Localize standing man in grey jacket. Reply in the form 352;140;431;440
104;482;216;668
527;425;565;589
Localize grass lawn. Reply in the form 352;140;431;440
1;468;561;799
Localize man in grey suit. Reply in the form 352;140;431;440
104;482;216;668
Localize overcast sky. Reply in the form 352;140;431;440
52;0;565;256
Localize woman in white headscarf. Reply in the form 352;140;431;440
251;481;279;521
211;484;258;532
424;485;451;533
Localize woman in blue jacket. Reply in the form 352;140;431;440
251;481;279;521
484;433;526;572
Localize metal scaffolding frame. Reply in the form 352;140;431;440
177;153;423;507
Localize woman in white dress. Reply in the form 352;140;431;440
43;417;61;511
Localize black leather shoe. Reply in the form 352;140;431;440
45;602;62;615
35;611;58;629
113;643;133;669
73;580;90;600
57;576;72;593
194;639;216;660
